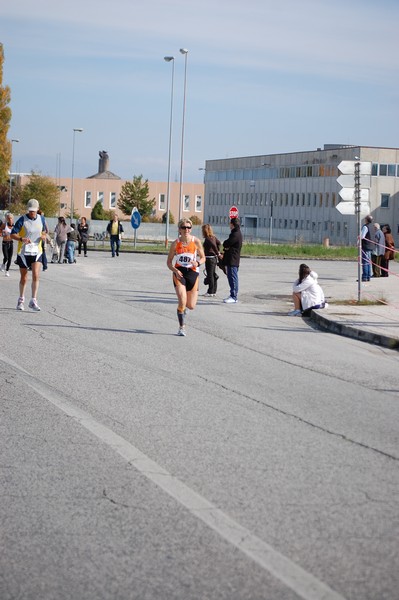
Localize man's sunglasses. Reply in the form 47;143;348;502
180;226;192;230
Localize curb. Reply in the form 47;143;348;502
309;310;399;351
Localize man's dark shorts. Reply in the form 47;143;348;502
16;254;43;269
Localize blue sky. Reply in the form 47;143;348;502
1;0;398;183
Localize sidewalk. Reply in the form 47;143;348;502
309;264;399;350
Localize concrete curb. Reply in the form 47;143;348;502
309;310;399;351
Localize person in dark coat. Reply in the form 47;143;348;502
222;217;243;303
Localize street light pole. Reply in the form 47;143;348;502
164;56;175;248
70;128;83;224
8;139;20;206
178;48;188;222
269;193;274;245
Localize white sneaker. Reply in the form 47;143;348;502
177;327;186;336
5;271;10;277
0;264;4;272
28;299;41;311
288;309;302;316
16;298;25;311
223;297;237;303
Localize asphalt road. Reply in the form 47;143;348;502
1;252;398;600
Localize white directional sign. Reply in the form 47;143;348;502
336;201;370;216
336;174;371;188
339;188;370;202
337;161;372;175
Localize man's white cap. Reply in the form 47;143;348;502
27;199;39;211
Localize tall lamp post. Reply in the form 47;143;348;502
269;193;274;245
178;48;188;222
70;128;83;223
164;56;175;247
8;138;20;206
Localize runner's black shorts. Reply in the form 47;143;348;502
16;254;43;269
173;266;199;291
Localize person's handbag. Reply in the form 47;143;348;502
203;270;209;286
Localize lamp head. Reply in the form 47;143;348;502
180;48;188;55
164;56;174;62
74;128;83;133
11;138;20;143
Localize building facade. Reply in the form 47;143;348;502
18;151;204;224
204;145;399;246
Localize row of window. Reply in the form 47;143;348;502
208;215;349;236
83;191;203;212
207;192;392;209
158;194;202;212
205;163;399;182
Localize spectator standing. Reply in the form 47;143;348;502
201;223;222;297
78;217;89;257
360;215;374;282
106;213;124;257
66;224;79;264
372;223;385;277
222;217;243;303
0;212;14;277
289;264;326;316
381;224;395;277
10;198;47;311
53;217;71;264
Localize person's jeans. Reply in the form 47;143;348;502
66;241;76;263
361;250;371;280
58;241;66;263
226;265;239;300
110;236;120;257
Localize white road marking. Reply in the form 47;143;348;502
2;353;346;600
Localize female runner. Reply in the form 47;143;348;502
167;218;205;336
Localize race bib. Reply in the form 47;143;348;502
25;243;39;255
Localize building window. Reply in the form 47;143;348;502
381;193;390;208
388;164;396;176
372;163;378;176
379;164;388;176
195;195;202;212
110;192;116;208
159;193;166;211
183;195;190;211
85;191;92;208
97;191;104;205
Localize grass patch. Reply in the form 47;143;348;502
113;241;359;260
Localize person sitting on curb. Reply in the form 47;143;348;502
288;263;327;316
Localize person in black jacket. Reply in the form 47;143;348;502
202;223;222;296
222;217;243;303
77;217;89;257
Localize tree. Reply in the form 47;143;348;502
91;201;107;221
118;174;155;219
19;172;60;217
162;210;175;225
0;44;12;188
190;215;202;225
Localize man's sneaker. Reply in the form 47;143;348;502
288;309;302;316
0;264;4;272
223;296;237;303
16;298;25;311
28;299;41;311
177;327;186;336
5;271;10;277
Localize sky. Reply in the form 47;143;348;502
1;0;399;184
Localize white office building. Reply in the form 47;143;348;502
203;144;399;246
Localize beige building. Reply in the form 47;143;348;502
19;151;204;223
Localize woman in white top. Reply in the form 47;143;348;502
288;263;326;316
